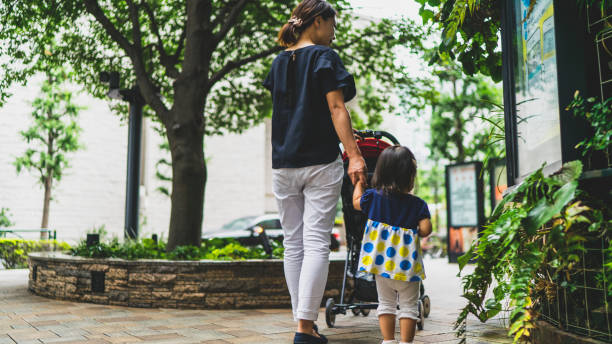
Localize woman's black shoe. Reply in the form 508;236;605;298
294;331;328;344
312;324;327;342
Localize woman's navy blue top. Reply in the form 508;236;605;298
263;45;356;169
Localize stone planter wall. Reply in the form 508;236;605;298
28;252;348;309
533;320;609;344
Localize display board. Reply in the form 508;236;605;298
513;0;563;179
445;162;485;263
447;163;480;227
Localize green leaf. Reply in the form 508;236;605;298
457;246;475;271
549;161;583;185
419;8;435;24
524;181;578;234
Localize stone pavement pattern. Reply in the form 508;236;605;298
1;258;512;343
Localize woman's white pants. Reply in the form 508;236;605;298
272;157;343;321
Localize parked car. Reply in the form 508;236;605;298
202;214;283;247
202;214;340;250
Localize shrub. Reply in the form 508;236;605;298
0;239;70;269
70;237;284;261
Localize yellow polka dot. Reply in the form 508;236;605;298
414;263;422;273
369;230;378;241
393;273;407;281
399;246;409;257
385;260;396;271
377;242;386;252
371;267;379;275
391;234;401;245
362;255;373;265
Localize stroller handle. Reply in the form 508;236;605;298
354;129;400;145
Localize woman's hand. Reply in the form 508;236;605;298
348;156;367;186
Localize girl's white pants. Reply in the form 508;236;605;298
272;157;343;321
375;274;420;320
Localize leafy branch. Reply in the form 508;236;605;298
455;161;610;343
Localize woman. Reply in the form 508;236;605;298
263;1;366;343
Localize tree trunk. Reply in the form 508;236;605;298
41;176;52;239
41;95;54;240
454;110;465;163
165;105;207;251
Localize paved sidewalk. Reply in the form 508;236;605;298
0;258;512;344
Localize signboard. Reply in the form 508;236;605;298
445;162;485;263
447;164;479;227
513;0;563;179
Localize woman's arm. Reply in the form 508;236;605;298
352;180;365;211
326;89;366;185
418;218;432;237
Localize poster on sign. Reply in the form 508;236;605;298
448;164;479;227
445;162;485;263
513;0;562;179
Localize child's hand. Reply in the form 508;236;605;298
352;179;366;211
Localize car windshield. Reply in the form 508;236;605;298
221;216;257;230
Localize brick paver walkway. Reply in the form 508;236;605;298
1;258;512;343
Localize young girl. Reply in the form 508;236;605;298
353;145;432;344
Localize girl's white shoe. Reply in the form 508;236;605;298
381;340;397;344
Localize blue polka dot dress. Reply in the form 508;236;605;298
357;189;430;282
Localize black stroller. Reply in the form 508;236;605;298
324;130;431;329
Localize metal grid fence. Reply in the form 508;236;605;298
538;235;611;343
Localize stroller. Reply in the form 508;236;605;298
324;130;431;329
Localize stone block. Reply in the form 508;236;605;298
107;268;127;279
106;279;128;291
65;283;77;294
130;290;152;299
152;291;172;299
177;273;204;282
204;295;235;308
128;300;152;308
129;273;176;284
83;264;110;272
152;301;176;308
91;295;109;304
109;291;128;302
173;284;198;293
172;292;205;302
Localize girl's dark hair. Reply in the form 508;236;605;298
277;0;337;47
371;145;417;195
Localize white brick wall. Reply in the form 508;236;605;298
0;76;275;244
0;76;128;243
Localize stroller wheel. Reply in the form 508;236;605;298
421;295;431;318
416;300;424;330
325;298;336;328
351;308;360;316
360;309;370;316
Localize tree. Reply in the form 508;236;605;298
0;208;13;228
1;1;424;250
402;55;502;164
14;68;82;238
413;0;610;81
